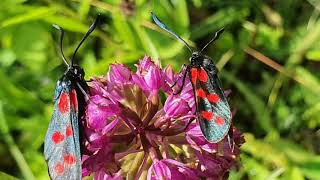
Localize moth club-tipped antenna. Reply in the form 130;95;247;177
53;24;69;67
199;28;224;54
151;12;193;53
71;15;100;66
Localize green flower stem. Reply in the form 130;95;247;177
0;102;35;180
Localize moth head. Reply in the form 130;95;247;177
189;52;197;61
68;65;85;81
190;51;205;62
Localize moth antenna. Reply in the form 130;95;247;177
53;24;70;67
151;12;193;53
71;15;100;66
199;28;224;53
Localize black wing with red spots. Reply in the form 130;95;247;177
190;66;231;143
44;78;81;180
151;12;231;143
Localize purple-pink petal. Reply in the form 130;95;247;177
132;74;149;91
185;124;218;153
94;171;123;180
108;63;132;84
149;160;171;180
83;56;243;179
87;95;115;131
195;150;233;178
164;95;191;118
82;145;119;176
133;57;163;93
101;117;119;135
161;65;176;94
147;159;197;180
144;66;162;90
136;55;154;72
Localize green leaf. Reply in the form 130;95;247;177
241;153;270;180
0;172;19;180
223;72;274;132
191;7;249;39
43;15;91;33
256;23;283;51
191;0;202;8
0;69;44;114
299;160;320;179
0;7;57;28
112;12;137;50
270;139;320;179
306;0;320;10
295;66;320;92
306;50;320;61
0;49;16;67
78;0;91;19
281;167;304;180
172;0;189;28
242;134;288;167
11;22;49;70
133;23;159;61
0;103;35;180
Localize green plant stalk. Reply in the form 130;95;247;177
267;20;320;111
216;49;234;70
223;72;274;132
0;7;57;29
72;0;117;13
0;102;35;180
244;47;320;93
127;151;144;179
132;23;159;65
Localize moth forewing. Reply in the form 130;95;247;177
44;16;99;179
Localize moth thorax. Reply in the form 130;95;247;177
190;51;207;66
67;65;85;81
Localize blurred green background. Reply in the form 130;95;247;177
0;0;320;179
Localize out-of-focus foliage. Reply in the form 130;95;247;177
0;0;319;179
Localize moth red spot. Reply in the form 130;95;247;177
54;163;64;175
198;68;208;82
207;93;220;103
70;89;78;111
63;154;76;165
52;131;64;144
190;68;198;84
201;111;213;121
58;91;69;114
215;116;224;125
66;126;73;137
196;88;206;98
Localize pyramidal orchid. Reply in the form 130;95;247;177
82;56;244;180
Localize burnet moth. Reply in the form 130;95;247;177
151;13;232;143
44;17;99;179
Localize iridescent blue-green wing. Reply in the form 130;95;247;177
44;81;81;180
191;67;231;143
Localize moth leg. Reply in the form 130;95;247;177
170;64;186;88
77;82;110;110
227;125;235;153
76;82;90;101
173;65;190;95
75;82;93;149
183;117;196;131
227;135;234;153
